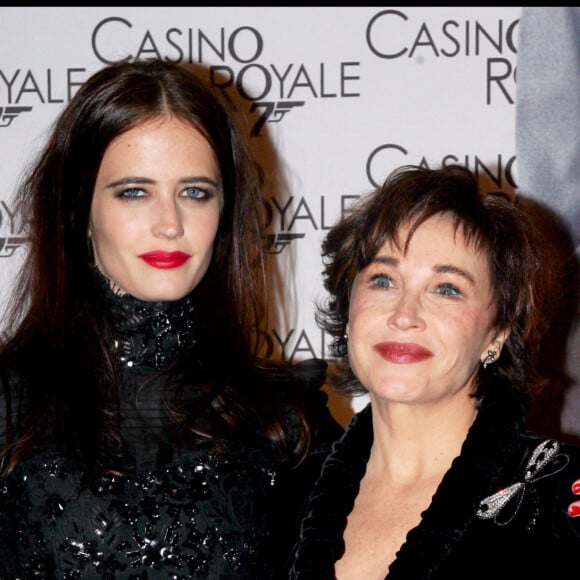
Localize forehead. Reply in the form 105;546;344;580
377;213;491;274
96;116;219;181
108;116;212;153
390;213;479;250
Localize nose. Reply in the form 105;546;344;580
387;291;425;331
152;198;184;239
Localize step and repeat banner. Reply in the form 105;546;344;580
1;7;578;436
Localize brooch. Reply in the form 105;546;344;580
476;439;569;525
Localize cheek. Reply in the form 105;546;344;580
437;310;491;354
348;288;372;324
348;292;386;344
90;214;139;256
204;216;220;245
347;299;377;372
189;211;220;249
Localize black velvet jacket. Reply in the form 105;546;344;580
290;381;580;579
0;281;342;579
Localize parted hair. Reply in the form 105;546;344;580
0;60;310;476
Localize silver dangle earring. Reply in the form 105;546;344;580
482;350;497;369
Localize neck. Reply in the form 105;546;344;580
367;394;478;484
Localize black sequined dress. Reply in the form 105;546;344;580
0;279;341;579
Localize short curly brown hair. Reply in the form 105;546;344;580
317;164;547;398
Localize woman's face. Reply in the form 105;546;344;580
346;212;507;406
89;116;222;301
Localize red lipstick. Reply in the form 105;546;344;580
139;251;191;269
374;342;433;364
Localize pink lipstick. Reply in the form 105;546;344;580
139;251;191;269
373;342;433;364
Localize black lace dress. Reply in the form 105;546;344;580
0;282;341;579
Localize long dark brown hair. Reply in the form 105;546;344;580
0;60;310;476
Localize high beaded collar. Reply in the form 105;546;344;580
93;268;197;371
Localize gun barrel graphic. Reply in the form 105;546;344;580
0;236;28;257
264;232;305;254
250;101;305;136
268;101;305;123
0;106;33;128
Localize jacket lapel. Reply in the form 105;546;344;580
291;381;526;579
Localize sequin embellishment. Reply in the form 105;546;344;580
2;453;280;578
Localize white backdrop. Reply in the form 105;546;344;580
1;7;577;436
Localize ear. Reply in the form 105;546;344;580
480;327;510;365
344;322;350;341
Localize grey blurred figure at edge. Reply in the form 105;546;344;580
515;7;580;445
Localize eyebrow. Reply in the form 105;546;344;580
371;256;476;285
106;176;220;188
434;264;475;285
372;256;398;267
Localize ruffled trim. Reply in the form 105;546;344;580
290;382;526;579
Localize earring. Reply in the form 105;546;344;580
482;350;497;369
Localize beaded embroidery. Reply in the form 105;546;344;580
0;270;286;578
94;267;197;370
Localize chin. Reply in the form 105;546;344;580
131;285;192;302
370;378;422;403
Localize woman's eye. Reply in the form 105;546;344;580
370;273;393;289
183;186;214;200
116;187;145;199
437;283;461;297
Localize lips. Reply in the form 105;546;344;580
373;342;434;364
138;251;191;269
